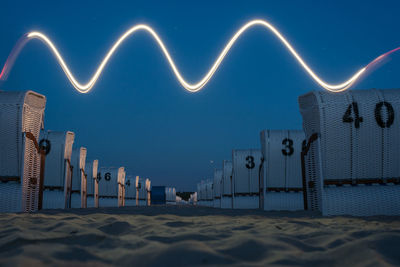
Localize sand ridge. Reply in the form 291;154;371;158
0;206;399;266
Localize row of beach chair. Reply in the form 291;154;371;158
0;90;155;212
196;89;400;216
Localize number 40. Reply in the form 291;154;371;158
342;101;394;129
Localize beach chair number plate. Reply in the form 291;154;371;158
342;101;394;129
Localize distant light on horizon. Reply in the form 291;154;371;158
0;19;399;93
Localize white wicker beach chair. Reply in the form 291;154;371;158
70;147;87;208
98;167;125;207
299;89;400;216
196;182;204;206
189;192;197;205
41;131;75;209
232;149;262;209
196;183;201;206
200;181;206;206
205;180;213;207
0;91;46;213
172;187;177;205
124;175;136;206
221;160;233;209
260;130;305;211
213;169;223;208
86;159;99;208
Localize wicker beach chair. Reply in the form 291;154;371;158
232;149;262;209
204;180;212;207
124;175;136;206
98;167;125;207
196;183;202;206
71;147;87;208
299;89;400;216
213;169;223;208
260;130;305;211
221;160;233;209
86;159;99;208
136;177;146;206
0;91;46;213
41;131;75;209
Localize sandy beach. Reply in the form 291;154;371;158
0;206;399;266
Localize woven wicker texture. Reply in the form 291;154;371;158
221;160;233;209
41;131;74;210
137;177;146;202
85;159;99;207
232;149;262;209
0;91;46;213
71;147;87;208
213;169;222;198
222;160;233;195
260;130;305;211
299;89;400;216
98;167;120;199
99;197;118;207
232;149;262;194
213;170;222;208
124;175;136;202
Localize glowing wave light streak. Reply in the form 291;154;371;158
0;19;399;93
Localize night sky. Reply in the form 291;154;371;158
0;0;399;191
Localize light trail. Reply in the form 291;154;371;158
0;19;399;93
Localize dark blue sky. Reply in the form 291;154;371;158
1;1;399;191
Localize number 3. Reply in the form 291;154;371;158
282;138;294;156
245;156;255;169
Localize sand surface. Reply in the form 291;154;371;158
0;206;399;266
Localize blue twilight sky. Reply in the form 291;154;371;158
0;0;399;191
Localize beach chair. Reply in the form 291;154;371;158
221;160;233;209
136;177;146;206
41;131;75;209
146;178;151;206
213;169;223;208
0;91;46;213
190;192;197;205
98;167;125;207
199;181;206;206
71;147;87;208
232;149;262;209
205;180;213;207
260;130;305;211
86;159;99;208
196;182;203;206
196;183;201;206
167;187;177;205
124;175;136;206
299;89;400;216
